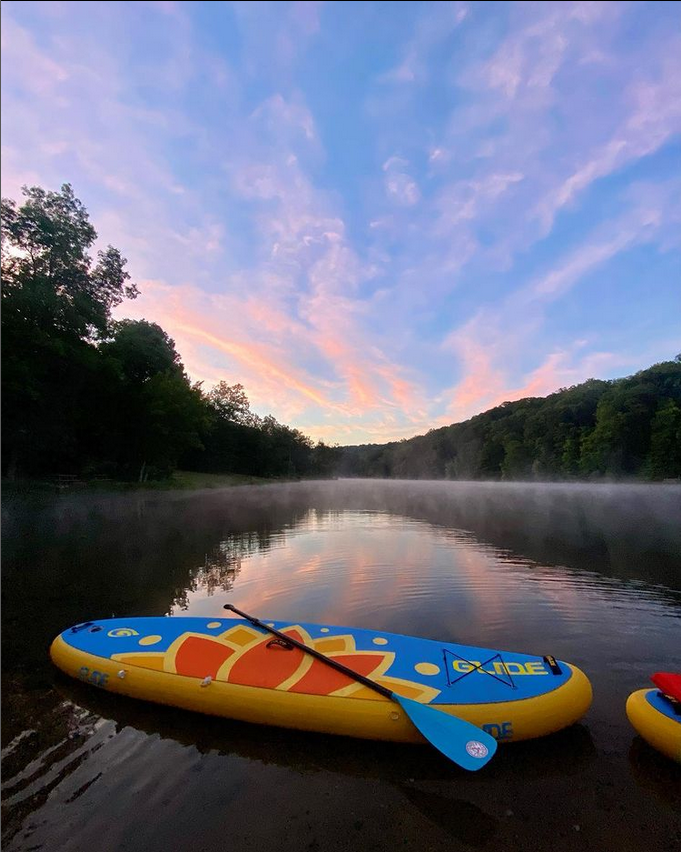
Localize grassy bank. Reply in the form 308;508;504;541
167;470;279;489
1;470;288;497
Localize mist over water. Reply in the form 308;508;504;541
2;480;680;851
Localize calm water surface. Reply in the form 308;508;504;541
2;480;680;851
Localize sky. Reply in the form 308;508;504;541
2;1;680;445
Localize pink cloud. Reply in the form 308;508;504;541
435;172;524;233
118;280;343;414
530;232;634;300
289;1;324;37
174;321;338;411
442;337;626;426
536;48;681;231
116;268;431;443
501;349;625;402
528;182;680;303
250;94;320;146
438;183;680;425
382;156;420;206
222;107;431;424
378;2;469;86
441;320;507;420
0;16;69;96
475;2;616;106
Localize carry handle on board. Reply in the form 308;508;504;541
223;603;497;771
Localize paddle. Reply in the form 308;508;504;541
223;604;497;771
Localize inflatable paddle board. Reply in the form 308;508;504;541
51;616;592;744
626;672;681;763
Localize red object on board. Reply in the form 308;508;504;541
651;672;681;702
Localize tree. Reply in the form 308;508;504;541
580;364;680;476
102;320;206;479
501;438;531;479
1;184;138;477
208;382;260;427
1;183;138;339
134;373;207;479
312;441;342;477
645;399;681;479
561;432;583;475
103;320;182;383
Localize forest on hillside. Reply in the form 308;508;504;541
337;360;681;481
2;183;680;485
1;184;339;482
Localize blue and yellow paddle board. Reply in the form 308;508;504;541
626;687;681;763
51;616;592;743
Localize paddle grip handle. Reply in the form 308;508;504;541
223;604;394;701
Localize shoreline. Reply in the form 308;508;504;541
2;470;679;501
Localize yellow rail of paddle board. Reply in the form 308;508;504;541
626;688;681;763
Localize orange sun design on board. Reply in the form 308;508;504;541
112;624;440;703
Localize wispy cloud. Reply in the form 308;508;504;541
379;2;469;85
382;156;421;206
441;314;630;425
535;47;681;231
440;179;681;421
2;1;679;444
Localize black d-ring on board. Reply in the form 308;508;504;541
266;637;295;651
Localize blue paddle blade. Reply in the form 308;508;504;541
394;695;497;771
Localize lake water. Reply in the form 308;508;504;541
2;480;680;851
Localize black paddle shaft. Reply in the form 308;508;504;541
223;604;394;700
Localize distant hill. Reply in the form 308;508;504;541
337;359;681;481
